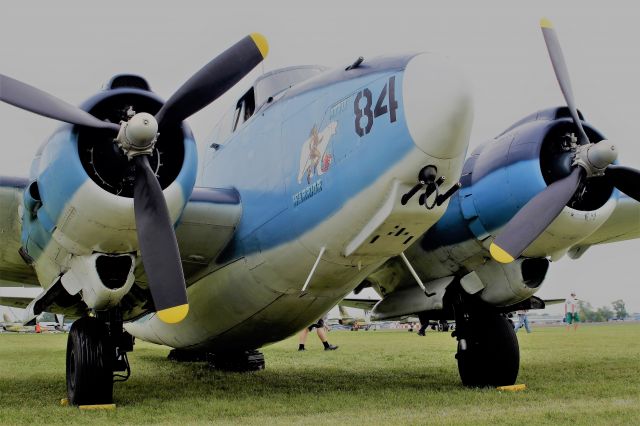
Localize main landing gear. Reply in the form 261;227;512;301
448;288;519;387
65;310;134;405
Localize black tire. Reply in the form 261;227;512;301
208;350;265;372
66;317;113;405
456;312;519;387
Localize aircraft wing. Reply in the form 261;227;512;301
0;177;40;291
579;195;640;246
0;297;34;309
0;182;242;319
543;298;566;306
96;186;244;320
175;187;242;281
339;298;380;311
0;287;42;308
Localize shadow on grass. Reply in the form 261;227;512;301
1;353;462;410
124;353;465;404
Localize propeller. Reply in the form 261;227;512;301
539;18;589;146
605;165;640;201
133;155;188;323
489;168;583;264
155;34;268;129
1;33;269;322
0;74;121;131
490;19;640;264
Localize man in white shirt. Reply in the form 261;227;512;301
565;292;580;331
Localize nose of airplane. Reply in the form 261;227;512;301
402;53;474;159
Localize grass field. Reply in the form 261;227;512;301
1;323;639;425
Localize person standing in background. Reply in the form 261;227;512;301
513;310;531;333
565;292;580;331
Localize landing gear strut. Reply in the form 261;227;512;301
449;289;519;387
65;310;134;405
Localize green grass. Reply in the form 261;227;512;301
1;323;639;425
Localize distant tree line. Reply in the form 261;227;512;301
578;299;628;322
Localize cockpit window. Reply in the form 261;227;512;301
254;66;327;107
232;87;256;132
209;65;327;148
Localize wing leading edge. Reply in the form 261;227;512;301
0;176;39;289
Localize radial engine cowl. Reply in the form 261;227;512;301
27;88;197;256
456;108;617;258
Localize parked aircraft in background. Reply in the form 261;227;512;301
1;310;68;332
333;304;371;330
339;297;453;332
526;314;564;325
0;20;638;405
337;297;419;330
2;311;34;332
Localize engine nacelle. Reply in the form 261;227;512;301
20;80;197;297
421;107;619;262
460;258;549;306
60;253;136;309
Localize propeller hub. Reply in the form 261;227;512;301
115;112;158;158
587;140;618;169
573;140;618;177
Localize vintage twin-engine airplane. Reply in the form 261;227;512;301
1;20;639;405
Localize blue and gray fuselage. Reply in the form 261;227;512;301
9;54;634;351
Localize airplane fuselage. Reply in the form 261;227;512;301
127;53;473;350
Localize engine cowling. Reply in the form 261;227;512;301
422;107;618;262
460;258;549;306
20;76;197;305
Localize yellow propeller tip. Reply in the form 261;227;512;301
490;243;515;264
250;33;269;59
157;304;189;324
540;18;554;29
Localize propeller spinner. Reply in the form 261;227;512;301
490;19;640;264
0;33;269;322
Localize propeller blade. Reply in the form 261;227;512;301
540;18;590;145
605;165;640;202
133;155;188;323
490;167;584;263
0;74;120;131
155;33;268;128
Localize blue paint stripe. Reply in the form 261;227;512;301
190;187;240;204
0;176;29;188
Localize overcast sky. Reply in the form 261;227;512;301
1;1;639;313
